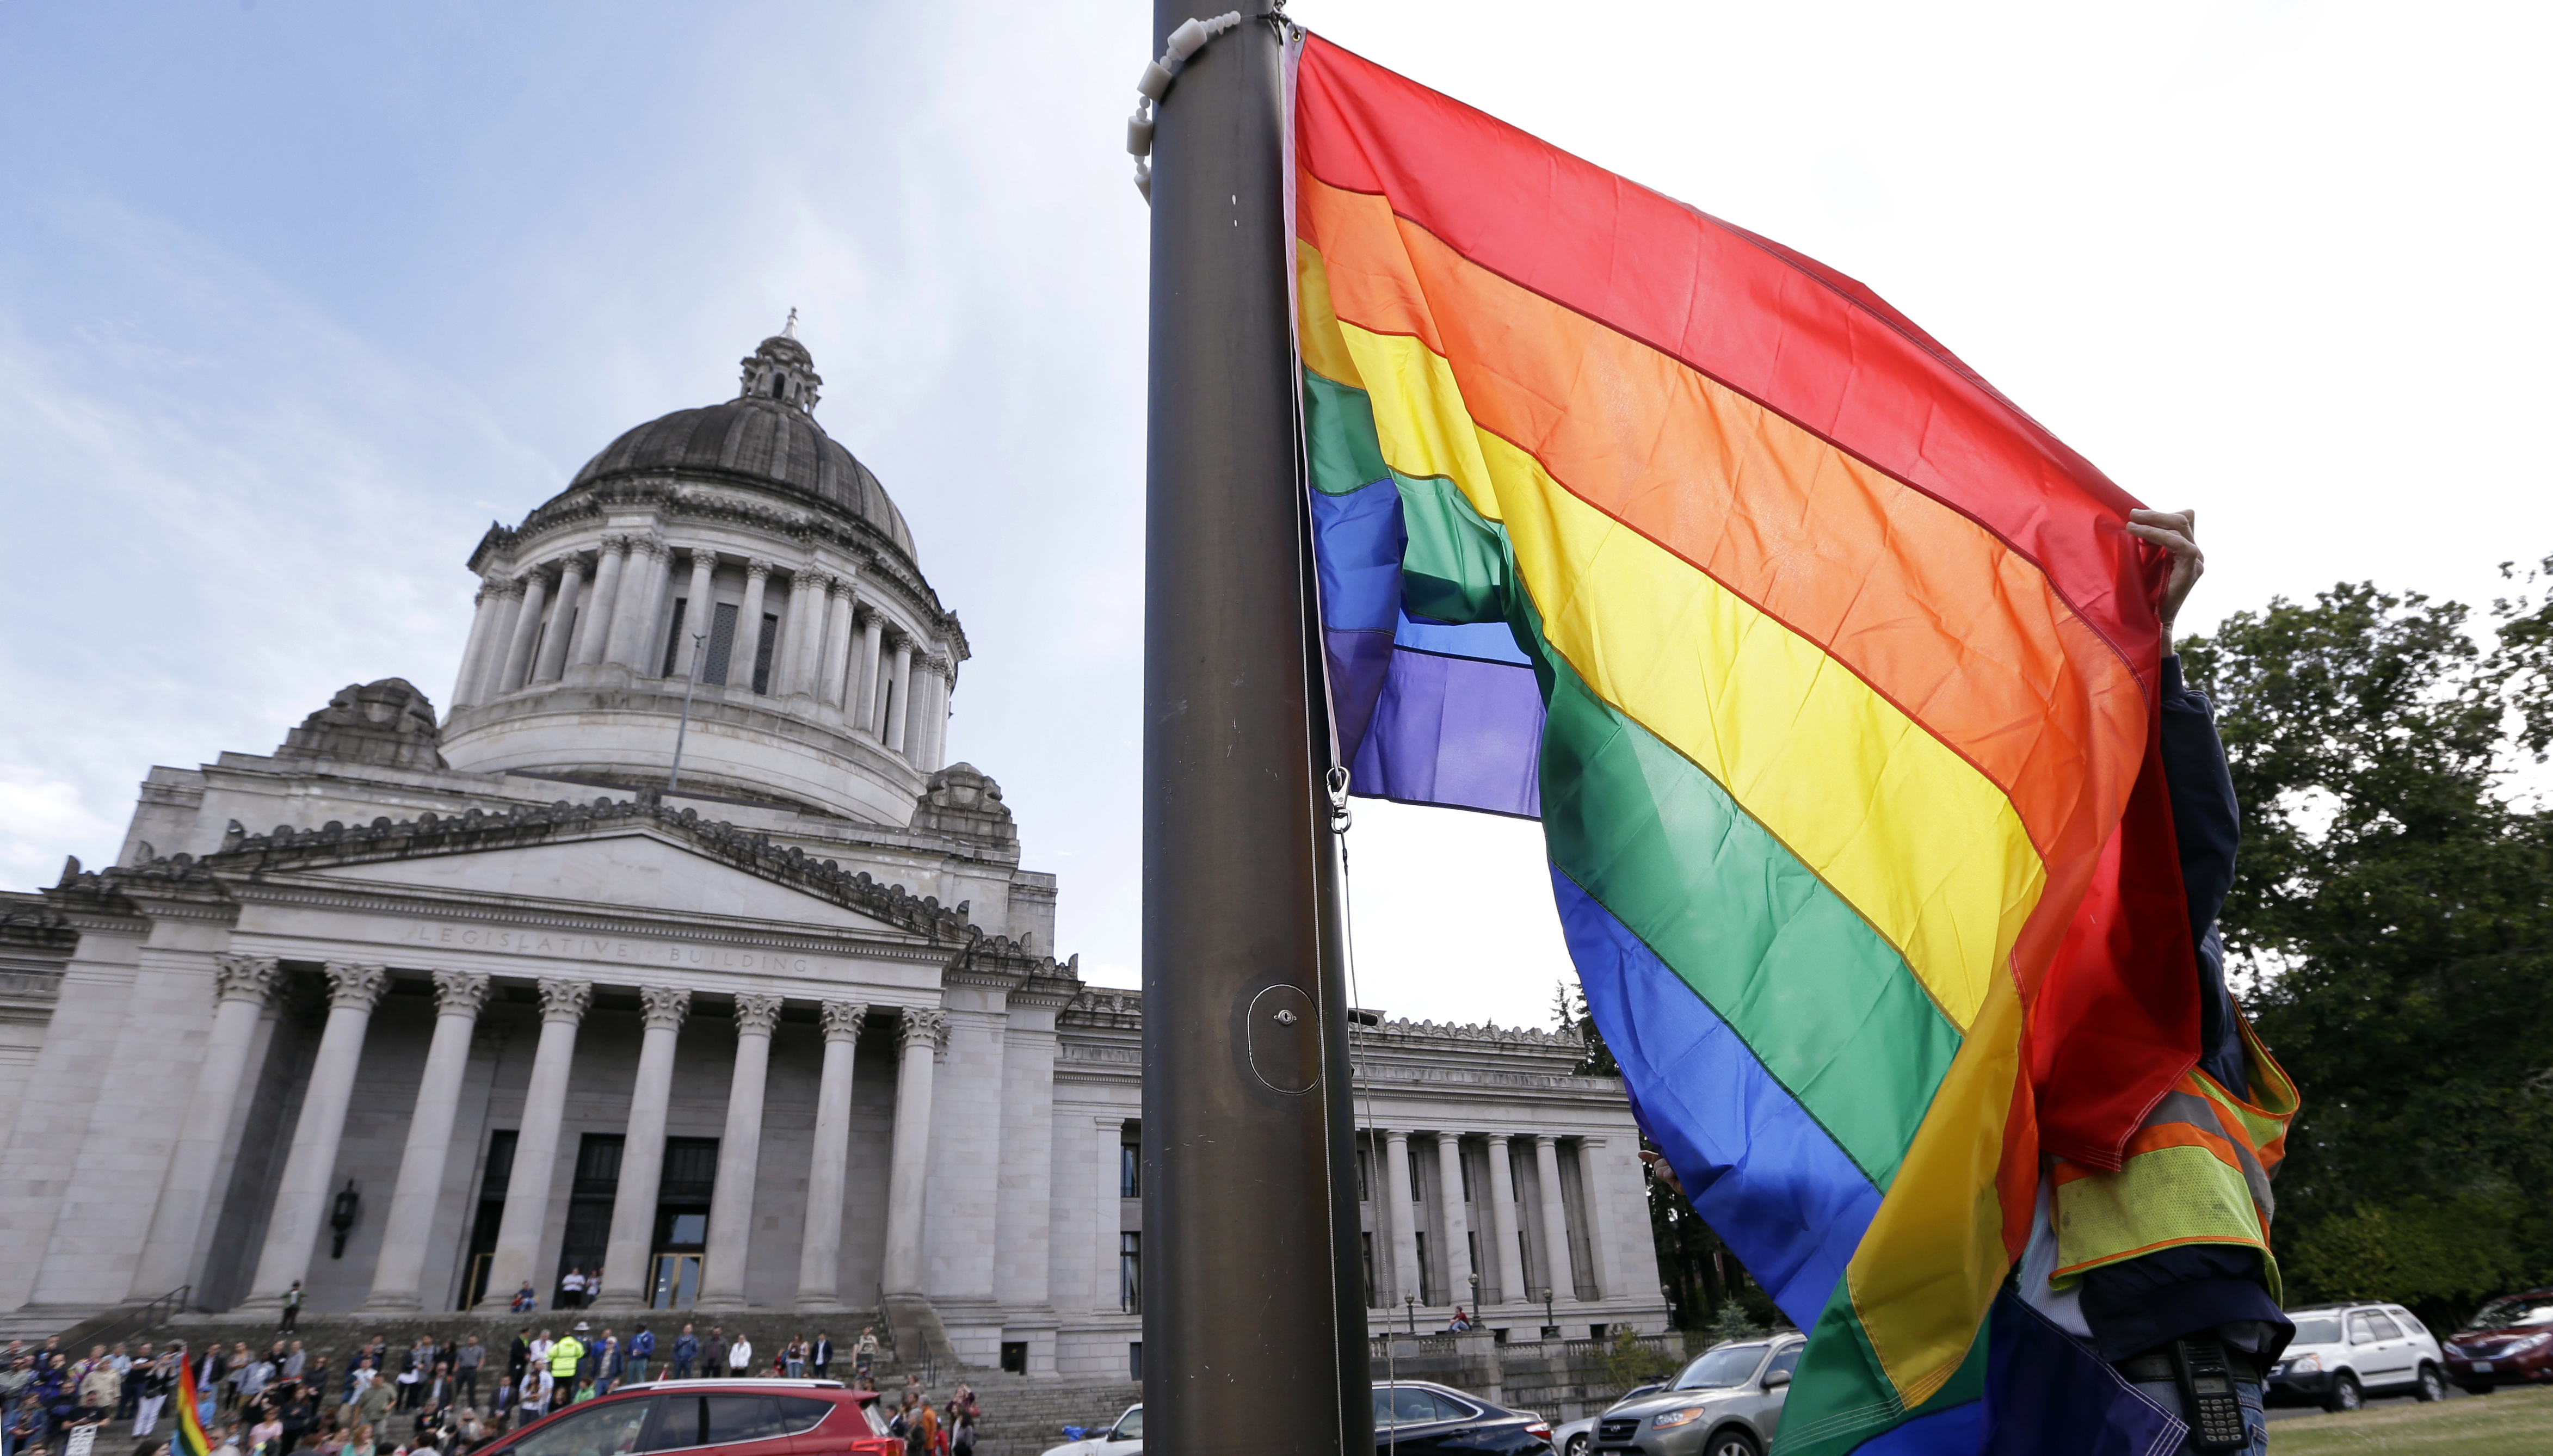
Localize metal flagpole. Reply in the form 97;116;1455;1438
1141;2;1368;1452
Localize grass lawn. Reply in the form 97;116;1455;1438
2270;1385;2553;1454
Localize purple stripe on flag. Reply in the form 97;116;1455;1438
1349;646;1545;819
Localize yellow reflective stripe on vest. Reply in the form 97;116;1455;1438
2049;1014;2299;1297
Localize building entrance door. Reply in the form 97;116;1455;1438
648;1138;718;1309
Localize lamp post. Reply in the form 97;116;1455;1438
1404;1293;1417;1337
666;632;706;795
1542;1287;1556;1341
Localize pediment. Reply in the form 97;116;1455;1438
299;829;922;937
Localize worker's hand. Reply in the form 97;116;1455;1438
2126;508;2203;637
1639;1149;1685;1198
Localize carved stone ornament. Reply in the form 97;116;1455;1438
323;962;391;1011
818;1001;869;1042
537;977;594;1023
275;678;447;772
212;953;282;1007
744;558;773;582
897;1005;949;1053
639;984;693;1032
431;970;493;1019
732;994;783;1038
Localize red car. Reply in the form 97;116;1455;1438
475;1378;898;1456
2443;1288;2553;1393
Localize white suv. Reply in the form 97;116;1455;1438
2267;1303;2447;1410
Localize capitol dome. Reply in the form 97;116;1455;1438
437;325;966;825
565;339;916;560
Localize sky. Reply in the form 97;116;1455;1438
1;1;2544;1033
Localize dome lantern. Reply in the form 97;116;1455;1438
739;312;822;414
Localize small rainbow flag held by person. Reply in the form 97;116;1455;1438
175;1352;212;1456
1291;33;2204;1454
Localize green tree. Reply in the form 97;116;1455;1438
2182;578;2553;1327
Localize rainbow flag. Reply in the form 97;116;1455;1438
175;1352;212;1456
1291;34;2203;1453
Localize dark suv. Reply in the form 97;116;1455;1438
475;1378;897;1456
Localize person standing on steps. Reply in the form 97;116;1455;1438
668;1328;696;1384
622;1327;651;1387
807;1335;830;1383
852;1329;878;1383
279;1285;302;1335
724;1336;751;1378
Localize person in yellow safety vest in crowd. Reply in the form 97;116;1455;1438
2020;511;2298;1456
547;1324;588;1409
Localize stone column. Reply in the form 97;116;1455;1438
450;583;501;710
476;978;590;1310
616;540;671;673
533;558;584;683
359;970;491;1311
853;613;885;731
476;578;529;703
796;1001;866;1310
1577;1137;1620;1302
817;582;854;708
882;638;914;751
1382;1129;1423;1305
674;552;717;678
573;536;627;667
902;654;933;761
737;560;773;692
774;570;813;695
696;994;781;1309
879;1007;946;1297
241;963;390;1307
1532;1134;1574;1306
128;955;281;1298
929;666;953;769
1486;1134;1528;1307
1434;1134;1473;1311
593;985;690;1309
496;572;547;695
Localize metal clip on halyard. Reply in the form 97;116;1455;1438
1126;12;1243;202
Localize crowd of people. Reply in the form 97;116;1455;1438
0;1318;975;1456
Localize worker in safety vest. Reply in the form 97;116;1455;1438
547;1324;587;1409
2020;510;2297;1456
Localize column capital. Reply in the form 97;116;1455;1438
536;977;594;1025
431;970;493;1019
819;1001;869;1042
496;575;529;600
322;963;389;1011
1532;1132;1559;1149
897;1005;948;1053
600;532;634;554
744;557;774;583
1384;1127;1411;1146
688;548;719;571
212;954;282;1007
733;994;782;1038
633;536;669;562
639;984;693;1031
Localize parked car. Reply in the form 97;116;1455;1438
1592;1335;1806;1456
1043;1384;1551;1456
2442;1287;2553;1393
1043;1403;1143;1456
475;1378;898;1456
2266;1304;2446;1410
1550;1384;1662;1456
1373;1380;1551;1453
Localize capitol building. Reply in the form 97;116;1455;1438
0;329;1667;1379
